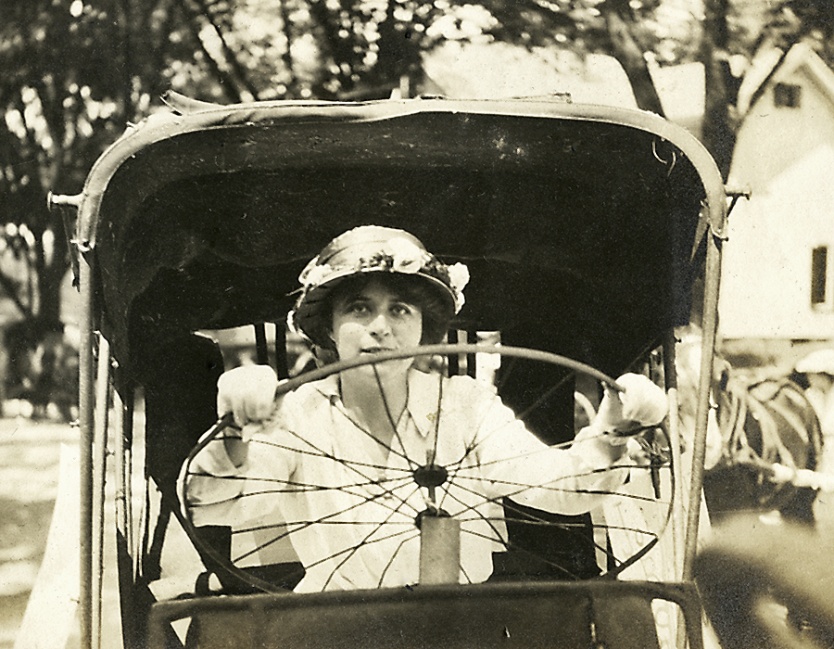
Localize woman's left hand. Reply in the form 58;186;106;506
594;373;667;438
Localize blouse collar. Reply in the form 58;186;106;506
311;367;443;438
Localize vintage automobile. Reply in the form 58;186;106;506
53;94;736;648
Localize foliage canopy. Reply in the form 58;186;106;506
0;0;829;339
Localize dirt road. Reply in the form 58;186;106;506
0;417;76;649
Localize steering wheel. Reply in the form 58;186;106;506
179;343;673;593
695;515;834;649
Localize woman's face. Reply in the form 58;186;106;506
330;278;423;371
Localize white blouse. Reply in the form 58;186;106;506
184;368;628;592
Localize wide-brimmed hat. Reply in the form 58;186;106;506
290;225;469;347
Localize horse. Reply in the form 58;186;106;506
676;336;825;526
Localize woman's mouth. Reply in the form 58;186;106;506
361;347;394;354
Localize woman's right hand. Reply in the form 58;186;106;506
216;364;281;467
217;364;280;431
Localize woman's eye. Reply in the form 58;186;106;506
391;304;414;317
346;302;370;315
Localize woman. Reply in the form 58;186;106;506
184;225;667;592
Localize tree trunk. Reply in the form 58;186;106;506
602;5;665;116
308;0;360;95
700;0;735;179
34;207;68;329
374;0;422;90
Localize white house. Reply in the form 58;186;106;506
721;42;834;342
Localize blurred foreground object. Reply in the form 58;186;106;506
695;514;834;649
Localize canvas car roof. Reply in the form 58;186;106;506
74;97;726;379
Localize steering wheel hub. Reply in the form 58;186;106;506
413;463;449;488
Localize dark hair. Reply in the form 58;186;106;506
313;274;452;353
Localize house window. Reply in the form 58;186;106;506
811;246;828;306
774;83;801;108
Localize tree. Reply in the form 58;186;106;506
200;1;707;139
1;0;121;327
764;0;834;64
0;0;267;332
171;0;834;181
701;0;736;177
287;0;690;111
4;0;823;347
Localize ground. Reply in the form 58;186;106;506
0;417;76;648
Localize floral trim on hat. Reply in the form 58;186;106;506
298;236;469;312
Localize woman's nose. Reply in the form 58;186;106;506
367;312;392;337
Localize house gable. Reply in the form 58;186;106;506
737;42;834;117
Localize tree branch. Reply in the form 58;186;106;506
175;0;246;102
306;0;357;92
189;0;261;100
280;0;297;93
0;271;32;320
601;2;665;115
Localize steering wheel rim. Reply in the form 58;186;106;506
179;343;672;593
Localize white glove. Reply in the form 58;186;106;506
217;364;280;438
594;373;667;437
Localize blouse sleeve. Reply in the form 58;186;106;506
464;380;629;516
182;393;300;523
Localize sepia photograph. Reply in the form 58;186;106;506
2;1;834;648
